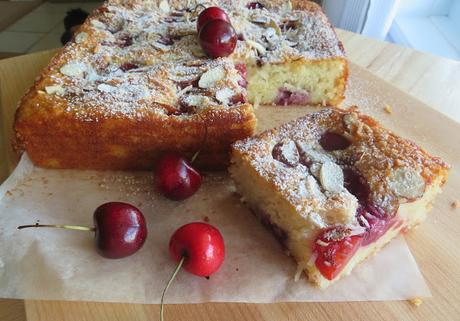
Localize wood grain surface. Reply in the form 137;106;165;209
1;30;460;321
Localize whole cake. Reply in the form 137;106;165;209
229;108;449;287
13;0;347;170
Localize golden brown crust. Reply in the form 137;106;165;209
231;107;449;213
14;0;346;170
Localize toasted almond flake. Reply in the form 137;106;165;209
198;66;225;89
159;0;170;13
45;85;65;95
409;298;423;307
388;168;425;199
216;88;234;105
60;62;86;78
97;83;117;93
451;200;460;209
319;161;344;193
316;239;329;247
294;264;304;282
90;20;106;29
307;252;318;266
246;39;267;55
75;32;88;44
384;104;393;114
359;215;370;228
152;42;170;52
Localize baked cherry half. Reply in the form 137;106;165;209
197;6;230;32
199;20;237;58
319;132;351;151
314;227;363;280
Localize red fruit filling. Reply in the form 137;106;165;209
274;88;310;106
234;63;248;88
356;205;397;246
314;227;363;280
343;168;369;204
314;167;400;279
120;63;138;72
319;132;351;151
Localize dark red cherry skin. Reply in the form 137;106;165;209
246;2;265;9
155;152;202;201
199;20;237;58
169;222;225;276
197;6;231;32
319;132;351;151
93;202;147;259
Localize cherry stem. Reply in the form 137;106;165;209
160;256;185;321
17;223;95;232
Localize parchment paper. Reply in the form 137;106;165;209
0;154;430;303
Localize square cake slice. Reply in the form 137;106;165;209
229;107;449;287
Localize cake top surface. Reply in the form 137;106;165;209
22;0;344;121
232;107;449;232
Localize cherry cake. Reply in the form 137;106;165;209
230;108;449;287
14;0;346;170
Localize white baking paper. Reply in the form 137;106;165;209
0;154;430;303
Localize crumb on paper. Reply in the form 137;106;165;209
383;104;393;114
409;297;423;307
5;190;13;197
203;216;210;222
451;200;460;209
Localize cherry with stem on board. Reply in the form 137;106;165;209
17;202;147;259
160;222;225;321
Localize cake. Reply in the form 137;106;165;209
13;0;347;170
229;107;449;287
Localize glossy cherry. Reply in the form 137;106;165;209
17;202;147;259
155;152;202;201
160;222;225;321
197;6;230;32
169;222;225;276
199;19;237;58
94;202;147;259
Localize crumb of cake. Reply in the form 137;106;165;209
408;297;423;307
383;104;393;114
5;190;13;197
451;200;460;209
203;216;210;222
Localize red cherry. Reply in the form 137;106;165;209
155;152;202;201
94;202;147;259
199;20;237;58
160;222;225;321
169;222;225;276
17;202;147;259
197;6;230;32
314;227;362;280
319;132;351;151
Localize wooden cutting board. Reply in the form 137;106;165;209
1;49;460;321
